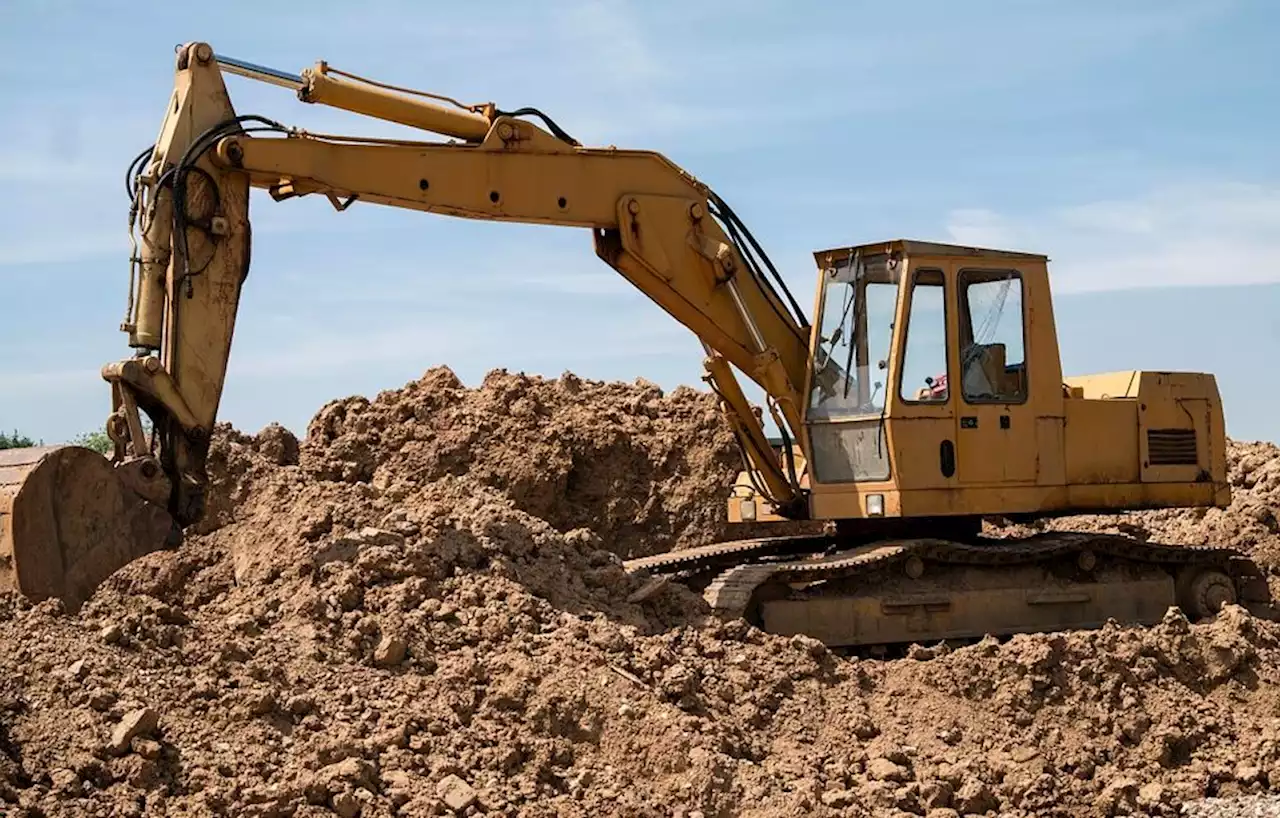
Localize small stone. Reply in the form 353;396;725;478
434;603;457;621
387;789;411;809
256;422;300;466
300;506;334;541
89;690;116;711
618;703;635;717
286;694;315;715
226;613;260;636
100;623;122;644
1236;764;1262;785
382;770;412;790
789;633;827;657
49;768;79;793
369;724;408;751
68;659;88;679
436;773;477;812
906;643;943;661
338;527;405;550
867;757;910;783
820;789;857;808
1138;782;1168;806
955;778;998;814
245;689;275;716
220;641;250;663
1098;777;1139;815
332;790;361;818
625;575;670;603
323;758;376;790
851;715;880;740
1160;606;1191;634
374;634;407;668
920;781;953;809
303;758;376;803
568;769;594;794
108;708;159;756
880;747;912;766
926;810;960;818
938;727;962;746
133;739;162;761
1010;746;1040;764
895;785;922;814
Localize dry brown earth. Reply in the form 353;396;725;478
2;368;1277;817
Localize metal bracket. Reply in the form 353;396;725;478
326;192;358;211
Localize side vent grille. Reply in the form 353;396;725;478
1148;428;1198;466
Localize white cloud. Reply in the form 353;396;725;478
944;181;1280;293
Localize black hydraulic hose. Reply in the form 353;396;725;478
125;146;154;200
707;191;809;330
712;203;806;346
770;398;801;493
495;106;580;146
170;116;288;284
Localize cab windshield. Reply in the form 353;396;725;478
808;251;902;420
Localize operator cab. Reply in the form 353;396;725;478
800;239;1064;522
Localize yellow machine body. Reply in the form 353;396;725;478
727;240;1229;526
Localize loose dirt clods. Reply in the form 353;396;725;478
0;368;1278;817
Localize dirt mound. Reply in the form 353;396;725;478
290;366;813;559
0;369;1277;817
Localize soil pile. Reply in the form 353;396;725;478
0;369;1277;817
206;366;812;559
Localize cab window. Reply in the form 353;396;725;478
957;269;1026;403
898;269;949;403
808;252;901;420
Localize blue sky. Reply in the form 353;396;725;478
2;0;1278;445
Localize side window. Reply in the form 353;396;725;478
958;270;1026;403
898;269;949;403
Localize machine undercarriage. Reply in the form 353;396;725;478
625;529;1271;649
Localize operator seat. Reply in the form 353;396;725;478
961;342;1007;399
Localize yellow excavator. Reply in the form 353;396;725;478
0;43;1267;646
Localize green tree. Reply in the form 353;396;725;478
71;430;113;455
0;430;37;450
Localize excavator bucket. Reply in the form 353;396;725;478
0;446;175;612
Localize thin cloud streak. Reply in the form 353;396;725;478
945;182;1280;293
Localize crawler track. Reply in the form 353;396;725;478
624;532;1270;647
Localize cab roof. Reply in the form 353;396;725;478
813;239;1048;267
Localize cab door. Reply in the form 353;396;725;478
891;265;957;491
953;267;1038;485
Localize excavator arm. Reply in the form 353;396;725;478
112;43;814;530
0;39;826;612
